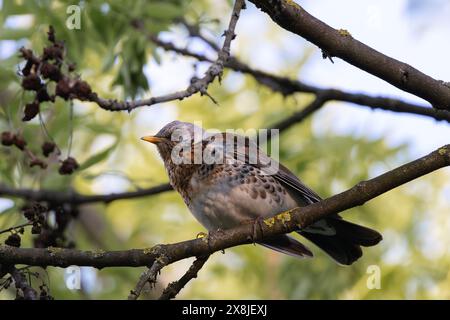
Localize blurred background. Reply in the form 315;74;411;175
0;0;449;299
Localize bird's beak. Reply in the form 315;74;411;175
141;135;164;144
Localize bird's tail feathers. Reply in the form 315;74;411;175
299;218;382;265
259;235;313;259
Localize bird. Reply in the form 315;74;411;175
141;121;382;265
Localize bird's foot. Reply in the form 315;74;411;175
196;231;208;239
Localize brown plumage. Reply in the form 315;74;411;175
142;121;382;265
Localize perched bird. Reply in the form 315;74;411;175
142;121;382;265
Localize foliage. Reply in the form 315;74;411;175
0;0;449;299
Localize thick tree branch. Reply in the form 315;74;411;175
248;0;450;110
1;145;449;269
0;183;172;205
149;36;450;123
268;89;450;133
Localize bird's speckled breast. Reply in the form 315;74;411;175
187;161;298;231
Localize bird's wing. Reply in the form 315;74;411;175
271;162;322;204
193;131;321;204
211;132;322;205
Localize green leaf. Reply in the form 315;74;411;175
145;2;183;20
102;52;118;72
78;144;116;171
0;28;33;40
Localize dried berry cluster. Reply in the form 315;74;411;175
0;129;79;172
0;26;90;175
33;205;77;249
19;26;94;122
37;284;54;300
21;202;77;249
2;201;76;250
58;156;79;175
1;131;26;150
4;231;23;248
22;202;48;236
0;270;54;300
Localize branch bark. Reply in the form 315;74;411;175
128;257;167;300
0;183;172;205
8;266;38;300
248;0;450;110
149;36;450;123
1;145;448;269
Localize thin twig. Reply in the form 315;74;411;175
67;101;74;157
0;183;172;205
92;0;246;111
8;266;38;300
0;222;32;235
128;256;168;300
159;255;209;300
148;36;450;123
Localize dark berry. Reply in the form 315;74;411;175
68;63;76;72
29;158;47;169
43;45;63;61
73;80;92;100
5;234;21;247
23;207;35;221
58;157;79;175
31;224;41;235
22;101;40;121
13;135;27;150
37;213;46;224
19;47;34;60
22;73;42;91
42;141;56;157
55;78;71;100
1;131;15;146
36;87;53;102
40;62;61;81
22;60;34;76
34;203;48;213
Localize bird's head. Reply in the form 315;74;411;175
141;120;204;165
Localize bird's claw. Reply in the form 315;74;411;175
196;231;208;239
